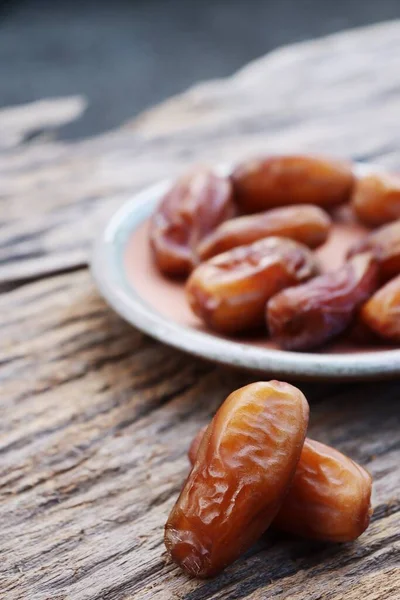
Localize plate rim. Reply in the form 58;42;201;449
91;173;400;381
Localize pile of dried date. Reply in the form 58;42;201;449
150;154;400;348
164;381;373;578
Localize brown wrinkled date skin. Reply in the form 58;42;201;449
347;316;379;345
273;439;372;542
348;218;400;282
165;381;309;578
232;155;354;213
188;426;207;466
149;167;235;277
267;253;379;350
352;172;400;227
197;204;331;260
189;431;372;543
186;237;318;334
361;274;400;342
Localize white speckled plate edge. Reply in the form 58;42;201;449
91;163;400;381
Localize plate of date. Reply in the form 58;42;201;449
91;155;400;381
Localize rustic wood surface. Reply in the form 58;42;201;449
1;21;400;600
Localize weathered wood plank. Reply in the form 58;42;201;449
2;22;400;285
0;271;399;599
0;96;87;151
1;20;400;600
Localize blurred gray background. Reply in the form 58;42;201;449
1;0;400;139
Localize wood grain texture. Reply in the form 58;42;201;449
1;20;400;600
0;96;87;151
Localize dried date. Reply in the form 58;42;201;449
188;425;207;466
361;274;400;342
197;204;331;260
346;315;380;345
165;381;309;577
352;172;400;227
348;218;400;281
267;252;379;350
232;154;354;213
189;430;372;543
186;237;318;334
150;167;235;276
273;439;372;542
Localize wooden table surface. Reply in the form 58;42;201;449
1;22;400;600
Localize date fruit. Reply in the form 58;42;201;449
186;237;318;334
188;425;207;466
347;218;400;282
197;204;331;260
352;172;400;227
267;252;379;350
361;274;400;342
150;167;235;276
273;439;372;542
232;154;354;213
189;430;372;543
165;381;309;578
347;315;379;345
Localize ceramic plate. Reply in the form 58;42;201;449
91;164;400;381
